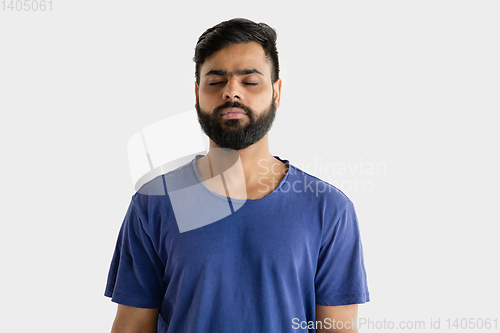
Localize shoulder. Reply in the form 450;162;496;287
283;163;359;246
285;163;352;211
130;158;197;219
136;159;194;196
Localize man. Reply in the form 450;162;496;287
105;18;369;332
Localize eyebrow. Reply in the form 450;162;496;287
204;68;264;77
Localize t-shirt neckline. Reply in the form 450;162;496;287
191;154;292;204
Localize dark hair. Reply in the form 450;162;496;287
193;18;279;84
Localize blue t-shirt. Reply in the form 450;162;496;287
105;155;369;332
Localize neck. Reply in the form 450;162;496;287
196;134;288;199
211;134;273;172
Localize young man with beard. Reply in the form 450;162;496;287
105;18;369;333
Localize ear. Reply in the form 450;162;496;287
194;81;199;109
273;79;282;109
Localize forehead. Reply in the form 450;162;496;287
200;41;271;77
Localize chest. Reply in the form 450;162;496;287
163;204;323;275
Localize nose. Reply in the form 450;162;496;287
222;79;244;102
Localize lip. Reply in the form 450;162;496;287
221;107;246;115
221;107;247;119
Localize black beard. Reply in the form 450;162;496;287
196;97;277;150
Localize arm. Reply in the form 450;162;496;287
110;304;160;333
316;304;359;333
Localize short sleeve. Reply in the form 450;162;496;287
104;194;165;308
315;200;370;306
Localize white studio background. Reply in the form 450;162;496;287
1;1;499;332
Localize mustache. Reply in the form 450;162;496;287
213;101;253;117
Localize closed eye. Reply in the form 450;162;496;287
209;82;225;86
244;82;258;86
